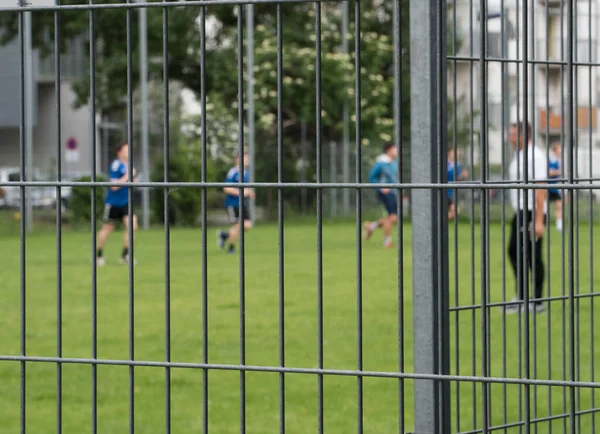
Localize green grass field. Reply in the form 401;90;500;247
1;221;599;433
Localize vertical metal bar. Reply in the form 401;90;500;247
276;6;285;433
528;2;539;432
393;0;405;432
450;3;460;432
587;2;596;432
24;9;33;234
499;4;508;434
467;0;477;427
162;2;171;432
300;120;308;214
125;1;135;432
18;9;27;434
341;0;349;215
521;0;532;431
102;121;109;174
330;141;336;217
560;2;571;432
513;2;524;429
237;7;246;434
559;0;568;429
246;4;256;223
574;6;582;432
315;2;324;432
139;2;149;230
478;0;489;430
409;0;450;432
543;2;552;432
354;0;363;431
54;2;63;433
199;6;209;434
566;0;577;428
436;3;450;431
89;0;98;431
572;6;581;431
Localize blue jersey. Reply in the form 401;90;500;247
225;166;249;208
549;155;560;193
105;159;129;207
447;161;462;199
368;155;398;194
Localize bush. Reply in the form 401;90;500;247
151;147;220;226
69;175;108;226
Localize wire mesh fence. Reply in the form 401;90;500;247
0;0;599;433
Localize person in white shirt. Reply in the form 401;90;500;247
506;122;547;314
547;142;564;231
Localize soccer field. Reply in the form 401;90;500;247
0;221;599;433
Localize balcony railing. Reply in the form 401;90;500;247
37;36;87;81
539;106;597;133
537;0;564;7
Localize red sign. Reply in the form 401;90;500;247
66;137;78;151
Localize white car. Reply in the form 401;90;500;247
0;167;61;210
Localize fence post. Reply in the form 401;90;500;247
409;0;450;432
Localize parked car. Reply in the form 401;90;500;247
0;167;60;210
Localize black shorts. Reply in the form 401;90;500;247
549;191;561;202
377;191;398;216
103;204;129;223
227;205;250;223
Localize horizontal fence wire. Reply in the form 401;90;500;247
1;181;600;189
448;55;600;68
0;0;336;12
1;355;600;389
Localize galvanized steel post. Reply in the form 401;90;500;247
409;0;451;432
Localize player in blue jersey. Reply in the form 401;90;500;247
216;151;254;254
96;143;138;266
447;146;468;220
548;142;564;231
363;143;399;248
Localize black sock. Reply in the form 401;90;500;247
122;247;129;258
97;249;103;258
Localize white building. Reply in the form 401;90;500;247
451;0;600;188
0;35;103;175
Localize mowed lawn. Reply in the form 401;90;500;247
0;221;600;433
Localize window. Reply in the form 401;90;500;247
486;32;502;58
487;101;503;130
577;40;597;63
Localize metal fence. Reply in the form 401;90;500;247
1;0;600;433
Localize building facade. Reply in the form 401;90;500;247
0;34;101;176
451;0;600;190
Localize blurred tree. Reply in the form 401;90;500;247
0;1;470;215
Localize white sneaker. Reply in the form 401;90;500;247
363;222;374;241
504;297;523;314
119;255;137;265
556;220;563;232
96;257;105;267
216;229;226;249
529;303;546;313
